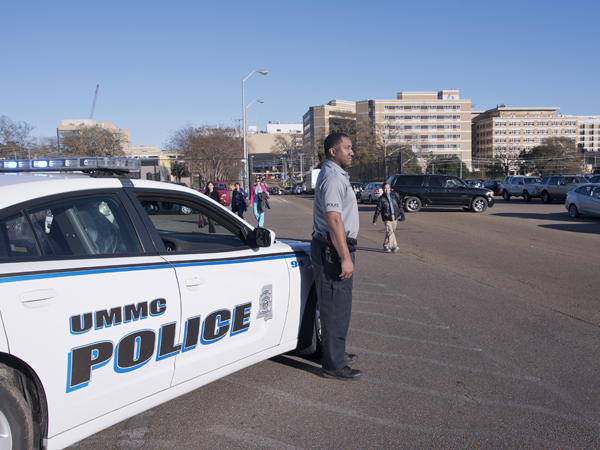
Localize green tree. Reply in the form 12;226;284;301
520;137;582;176
426;155;469;177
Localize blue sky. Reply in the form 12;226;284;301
2;0;598;148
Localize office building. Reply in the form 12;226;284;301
471;107;578;169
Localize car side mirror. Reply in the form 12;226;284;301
253;227;274;247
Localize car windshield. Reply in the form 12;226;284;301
523;178;541;184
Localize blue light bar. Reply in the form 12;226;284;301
0;157;141;173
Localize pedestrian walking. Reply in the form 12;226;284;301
231;182;248;219
204;181;221;233
372;183;405;252
311;132;362;381
250;176;269;227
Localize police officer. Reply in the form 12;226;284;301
311;132;362;381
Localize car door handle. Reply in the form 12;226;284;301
20;289;56;308
185;277;206;291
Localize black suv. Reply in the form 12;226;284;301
386;174;495;213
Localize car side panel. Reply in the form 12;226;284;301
0;256;181;439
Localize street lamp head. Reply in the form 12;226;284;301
257;99;265;103
257;70;268;75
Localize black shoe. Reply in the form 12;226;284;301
322;365;363;381
344;352;358;364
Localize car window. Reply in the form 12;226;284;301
549;177;559;186
137;195;247;253
576;185;593;195
564;177;586;184
25;194;142;257
395;176;424;187
446;178;464;188
591;186;600;198
428;177;443;187
523;178;541;184
0;213;39;258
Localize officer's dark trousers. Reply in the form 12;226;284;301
310;238;354;371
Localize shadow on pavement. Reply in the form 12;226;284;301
269;354;323;377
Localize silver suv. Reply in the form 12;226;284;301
537;174;588;203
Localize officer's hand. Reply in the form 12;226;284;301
372;221;376;226
339;258;354;281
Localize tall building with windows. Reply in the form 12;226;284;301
302;100;357;153
471;107;578;169
575;116;600;153
356;90;472;167
302;91;472;168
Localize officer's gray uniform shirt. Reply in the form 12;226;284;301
313;159;359;239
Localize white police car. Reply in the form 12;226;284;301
0;157;319;450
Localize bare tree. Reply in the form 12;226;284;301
0;116;36;159
61;126;128;156
164;125;242;185
33;136;60;158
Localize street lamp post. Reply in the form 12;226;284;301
242;69;268;191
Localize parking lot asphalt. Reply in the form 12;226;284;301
70;194;600;450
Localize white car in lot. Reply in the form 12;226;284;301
565;183;600;218
0;157;319;450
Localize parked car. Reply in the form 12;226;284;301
536;175;588;203
566;184;600;218
294;184;303;194
360;182;383;204
202;181;230;206
283;186;293;195
463;179;484;188
386;174;494;213
483;180;503;196
588;174;600;184
500;176;543;202
0;156;319;450
350;182;364;200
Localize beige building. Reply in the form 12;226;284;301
471;107;578;169
302;100;357;153
575;116;600;154
57;119;131;154
356;90;472;167
303;91;472;168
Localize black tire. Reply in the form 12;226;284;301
360;195;364;204
523;191;532;202
369;196;373;204
541;191;552;203
0;367;34;450
471;196;488;213
502;190;510;201
295;287;322;357
568;204;580;218
404;197;422;213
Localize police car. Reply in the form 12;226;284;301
0;157;320;450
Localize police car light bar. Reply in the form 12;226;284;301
0;157;141;173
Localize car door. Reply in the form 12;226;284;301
579;186;600;215
130;188;291;386
444;177;471;205
0;190;181;438
424;176;446;204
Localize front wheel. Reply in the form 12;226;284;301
568;204;580;218
369;196;373;204
502;190;510;201
471;196;488;213
523;191;532;202
0;366;34;450
541;191;552;203
404;197;422;213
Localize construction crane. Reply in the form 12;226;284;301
89;85;99;120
